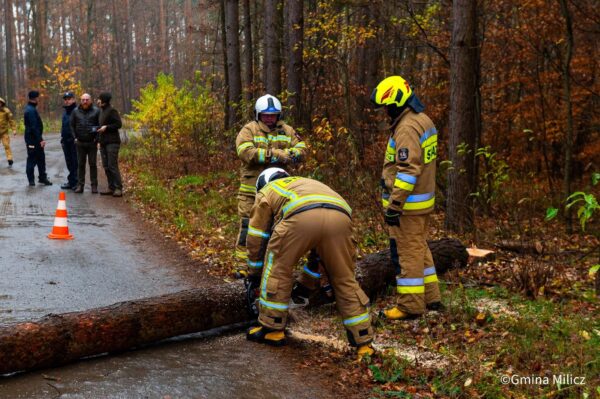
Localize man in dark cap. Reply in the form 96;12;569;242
60;92;78;189
97;92;124;197
24;90;52;186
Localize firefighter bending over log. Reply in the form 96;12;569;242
245;167;375;360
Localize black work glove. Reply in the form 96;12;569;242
384;209;401;226
246;273;261;287
288;149;301;164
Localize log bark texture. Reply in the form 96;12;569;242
0;239;466;375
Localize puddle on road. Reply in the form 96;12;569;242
0;333;337;399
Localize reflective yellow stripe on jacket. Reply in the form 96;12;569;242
282;195;352;217
394;172;417;192
403;192;435;211
264;179;352;218
239;183;256;194
236;142;254;156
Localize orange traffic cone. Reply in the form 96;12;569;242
48;191;74;240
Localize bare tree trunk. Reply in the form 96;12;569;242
286;0;303;124
264;0;281;94
225;0;242;128
220;0;230;130
110;0;128;112
355;4;382;158
159;0;168;72
253;0;261;91
184;0;194;77
15;0;25;86
241;0;254;103
446;0;479;233
0;1;5;99
83;0;94;88
558;0;574;234
5;0;15;109
124;0;135;112
30;0;48;80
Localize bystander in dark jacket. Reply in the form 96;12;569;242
24;91;51;186
60;92;78;189
97;92;124;197
70;93;100;193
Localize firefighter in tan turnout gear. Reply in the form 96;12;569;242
371;75;442;320
245;168;374;359
0;98;16;167
234;95;307;278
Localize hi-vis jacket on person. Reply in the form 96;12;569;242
246;176;352;269
381;108;437;215
0;105;16;135
235;120;306;197
245;176;373;348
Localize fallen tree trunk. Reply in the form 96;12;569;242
0;238;466;375
492;239;545;255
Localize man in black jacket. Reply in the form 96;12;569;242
70;93;100;193
60;92;78;189
24;90;52;186
97;92;124;197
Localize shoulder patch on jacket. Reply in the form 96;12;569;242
398;148;409;161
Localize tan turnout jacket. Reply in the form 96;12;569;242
235;120;307;197
246;176;351;270
0;106;16;135
381;108;437;215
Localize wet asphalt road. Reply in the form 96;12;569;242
0;133;337;399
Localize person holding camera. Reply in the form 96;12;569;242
70;93;100;193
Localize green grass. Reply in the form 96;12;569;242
124;160;238;238
370;285;599;398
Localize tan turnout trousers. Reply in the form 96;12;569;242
1;133;12;161
388;214;440;315
235;195;256;263
258;208;373;346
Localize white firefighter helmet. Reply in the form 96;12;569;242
255;94;282;121
256;167;289;192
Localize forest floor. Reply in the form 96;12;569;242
121;147;599;399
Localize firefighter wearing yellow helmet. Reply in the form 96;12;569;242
371;76;442;320
233;94;307;278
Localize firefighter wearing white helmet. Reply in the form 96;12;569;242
245;167;374;360
233;94;307;278
371;75;442;320
0;97;16;167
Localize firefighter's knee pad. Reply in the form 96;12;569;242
346;324;373;347
258;309;287;331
